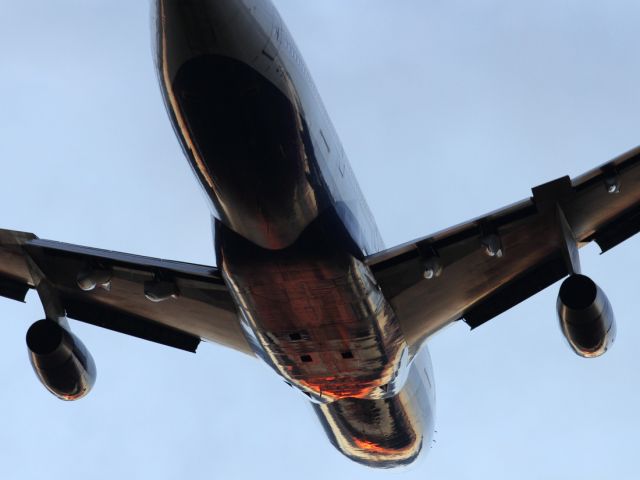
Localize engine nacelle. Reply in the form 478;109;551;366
26;320;96;400
557;274;616;358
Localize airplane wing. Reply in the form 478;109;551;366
0;229;252;355
366;146;640;351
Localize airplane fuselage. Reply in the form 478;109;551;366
155;0;435;467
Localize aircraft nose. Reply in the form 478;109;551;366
152;0;319;249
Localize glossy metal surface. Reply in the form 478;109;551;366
155;0;319;249
26;320;96;400
217;215;411;402
0;0;638;470
371;208;561;350
368;145;640;353
20;235;253;354
314;348;435;468
557;274;616;357
155;0;384;253
153;0;426;466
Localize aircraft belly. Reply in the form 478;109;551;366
216;220;410;402
152;0;432;467
313;351;435;468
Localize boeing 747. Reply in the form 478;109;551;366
1;0;637;468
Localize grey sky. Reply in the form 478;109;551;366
1;1;640;478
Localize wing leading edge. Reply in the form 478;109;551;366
0;229;252;355
367;146;640;352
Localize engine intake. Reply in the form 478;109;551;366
26;320;96;400
557;274;616;358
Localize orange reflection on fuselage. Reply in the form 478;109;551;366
219;216;408;402
297;378;376;401
353;437;410;456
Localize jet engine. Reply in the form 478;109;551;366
557;274;616;358
26;320;96;400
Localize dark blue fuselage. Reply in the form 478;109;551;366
155;0;434;468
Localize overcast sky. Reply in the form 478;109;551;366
1;1;640;478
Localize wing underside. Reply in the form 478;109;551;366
367;146;640;351
0;230;252;355
4;146;638;357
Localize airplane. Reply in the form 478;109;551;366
1;0;638;470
